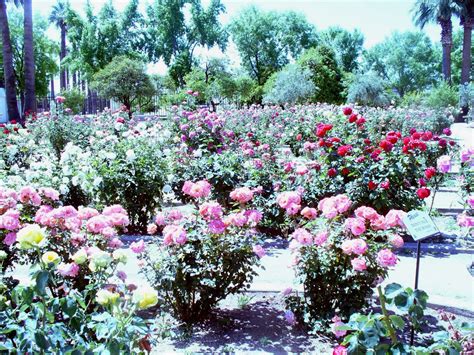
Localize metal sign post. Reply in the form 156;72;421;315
402;210;440;346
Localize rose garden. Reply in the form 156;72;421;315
0;0;474;354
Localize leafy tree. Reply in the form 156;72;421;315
347;71;390;107
65;0;145;80
184;58;236;111
364;31;440;97
263;64;315;105
0;10;58;105
412;0;458;83
451;30;474;84
145;0;228;87
90;56;155;118
229;6;317;87
317;26;364;73
233;74;260;107
0;0;20;122
297;45;344;104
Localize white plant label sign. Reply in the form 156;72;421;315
403;210;439;241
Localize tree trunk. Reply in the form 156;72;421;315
0;0;21;123
23;0;36;119
59;24;66;90
72;71;77;87
461;16;472;85
459;15;473;122
50;76;55;98
440;19;453;83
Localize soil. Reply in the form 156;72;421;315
148;292;474;354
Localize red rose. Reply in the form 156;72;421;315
337;145;352;157
348;113;358;123
438;139;447;147
443;128;452;136
328;168;337;177
10;119;17;124
418;177;427;186
379;139;393;152
3;129;10;134
341;167;350;175
424;167;436;179
356;117;366;126
368;181;377;190
421;131;433;141
342;107;352;116
417;187;430;199
412;132;421;140
381;180;390;189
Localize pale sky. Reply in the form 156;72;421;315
28;0;458;74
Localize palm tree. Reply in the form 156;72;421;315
0;0;21;123
455;0;473;85
23;0;35;116
49;0;69;91
412;0;458;83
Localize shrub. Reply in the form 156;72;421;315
91;56;156;118
425;82;458;109
347;71;390;107
61;88;86;114
263;64;316;105
140;183;264;323
332;283;473;354
0;187;156;352
297;45;344;104
281;194;407;330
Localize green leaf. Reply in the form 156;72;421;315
384;283;403;300
35;271;49;295
35;331;50;350
389;315;405;330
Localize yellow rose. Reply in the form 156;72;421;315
41;251;60;265
71;249;88;265
96;289;120;306
16;224;46;249
88;250;112;272
112;250;128;264
132;286;158;310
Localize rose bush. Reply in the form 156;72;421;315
139;181;265;323
279;193;407;331
0;186;157;352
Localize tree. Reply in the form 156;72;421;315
0;10;58;104
91;56;155;118
0;0;20;123
412;0;458;83
317;26;364;73
183;58;236;111
451;29;474;84
49;0;69;90
297;45;344;104
347;71;391;107
145;0;228;87
455;0;474;117
229;6;317;87
364;31;440;97
263;64;315;105
22;0;35;116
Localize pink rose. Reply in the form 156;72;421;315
253;245;266;258
313;231;328;246
57;263;80;277
352;239;368;255
331;316;347;337
345;217;366;236
147;224;158;234
370;215;387;231
389;235;404;248
436;155;451;173
103;204;127;216
182;180;211;198
276;191;301;210
354;206;378;221
245;209;263;225
130;239;146;254
86;215;110;234
457;213;474;227
229;187;254;203
377;249;397;267
341;240;353;255
333;345;348;355
199;202;223;221
385;210;407;228
208;219;226;234
3;232;16;246
291;228;313;245
351;257;367;272
300;207;318;219
467;195;474;209
108;238;124;249
78;207;99;220
155;212;166;226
